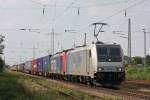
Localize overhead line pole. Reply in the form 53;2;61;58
143;28;147;66
128;18;131;63
33;45;36;59
51;28;54;55
84;33;87;46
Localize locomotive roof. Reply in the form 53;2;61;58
51;42;121;57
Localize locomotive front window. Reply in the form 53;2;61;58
109;48;121;62
97;46;122;62
97;47;108;62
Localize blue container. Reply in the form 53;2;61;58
37;57;44;73
43;55;51;73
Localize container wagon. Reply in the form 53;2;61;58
17;63;25;72
32;59;37;74
24;61;32;74
37;57;44;75
43;55;51;76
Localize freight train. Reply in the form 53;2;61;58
11;42;125;86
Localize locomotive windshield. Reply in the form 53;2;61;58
97;46;122;62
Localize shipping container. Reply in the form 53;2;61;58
61;51;67;74
24;61;32;73
50;53;61;74
32;59;37;74
18;63;25;72
37;57;44;75
43;55;51;76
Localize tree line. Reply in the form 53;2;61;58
131;55;150;67
0;35;5;72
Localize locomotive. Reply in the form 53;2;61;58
13;42;125;86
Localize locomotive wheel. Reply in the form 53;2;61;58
86;77;93;86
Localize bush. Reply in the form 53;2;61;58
132;56;142;65
126;66;150;80
0;57;5;72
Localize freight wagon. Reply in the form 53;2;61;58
37;57;44;75
32;59;37;74
43;55;51;76
17;63;25;72
24;61;32;74
50;53;62;79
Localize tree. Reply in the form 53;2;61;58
146;55;150;67
0;35;5;72
0;57;4;72
132;56;142;65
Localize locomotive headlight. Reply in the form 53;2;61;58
117;67;122;71
98;67;104;71
99;68;102;71
118;68;122;71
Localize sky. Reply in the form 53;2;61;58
0;0;150;65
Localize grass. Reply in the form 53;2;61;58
126;66;150;80
0;71;116;100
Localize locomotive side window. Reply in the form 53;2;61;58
89;50;91;57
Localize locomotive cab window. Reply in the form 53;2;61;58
109;48;121;62
97;45;121;62
97;47;108;62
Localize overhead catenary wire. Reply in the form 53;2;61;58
29;0;47;6
40;0;77;32
99;0;147;22
77;0;148;33
0;0;145;14
38;0;138;33
54;0;77;21
2;0;127;9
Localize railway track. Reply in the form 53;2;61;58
118;88;150;100
64;82;150;100
127;80;150;86
46;79;150;100
42;80;150;99
17;72;150;100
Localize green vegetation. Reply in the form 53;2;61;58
0;35;5;72
132;56;142;65
129;55;150;67
145;55;150;67
126;66;150;80
0;71;111;100
125;55;150;80
0;57;5;72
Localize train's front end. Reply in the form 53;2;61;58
95;44;125;86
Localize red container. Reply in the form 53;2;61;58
32;59;37;74
61;51;67;74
